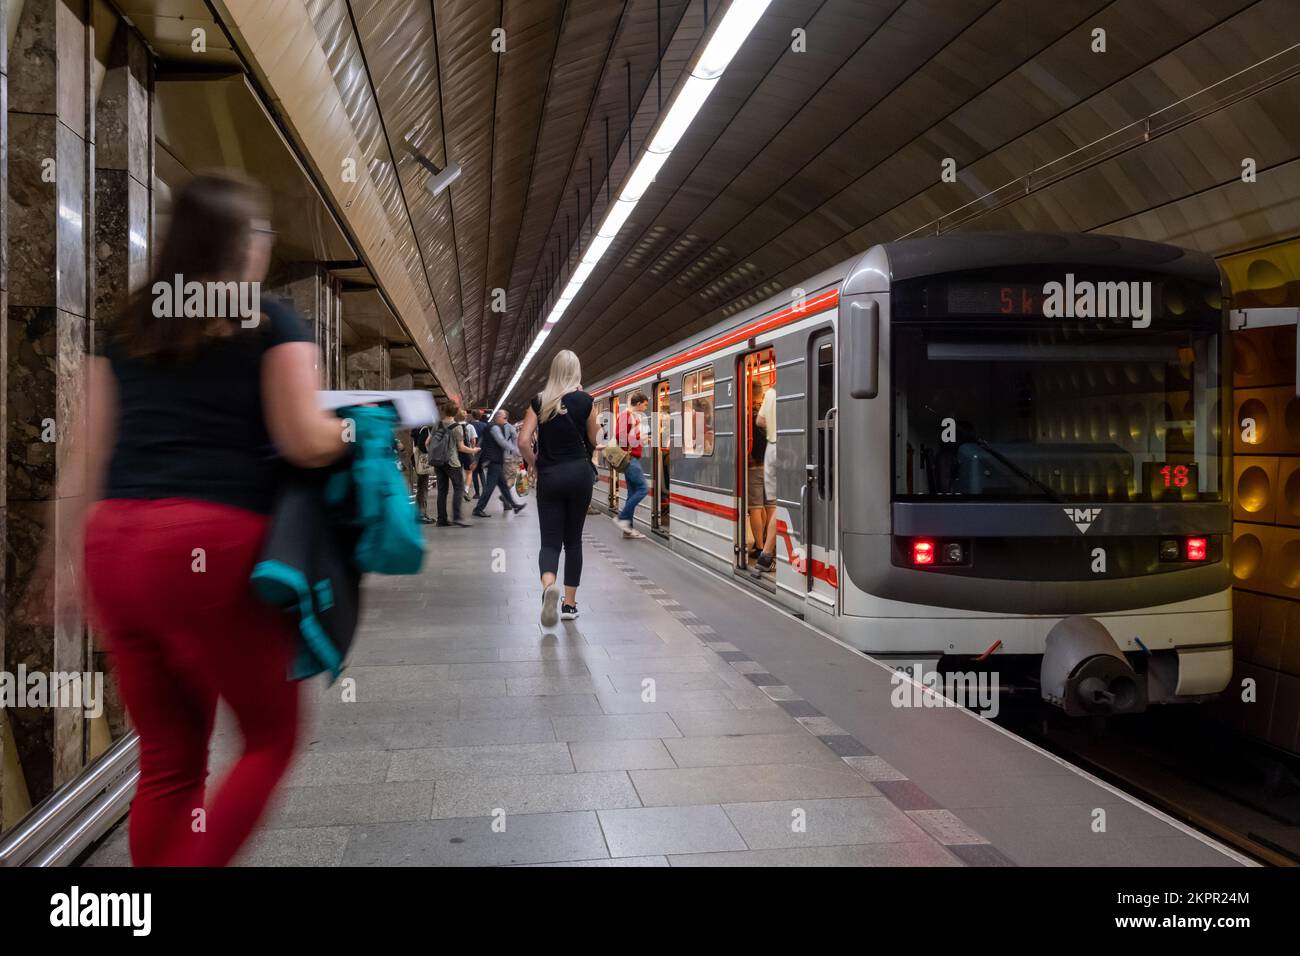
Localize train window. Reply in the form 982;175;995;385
816;342;834;499
892;318;1223;503
682;366;715;457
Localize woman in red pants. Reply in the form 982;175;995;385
80;174;347;866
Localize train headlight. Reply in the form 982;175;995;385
1186;537;1207;562
943;542;964;564
1159;538;1181;562
912;540;936;565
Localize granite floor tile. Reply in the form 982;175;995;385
667;842;962;867
721;797;932;849
234;826;351;867
551;713;682;742
666;709;804;737
340;813;610;866
386;743;575;781
507;676;609;697
631;763;875;806
605;672;731;693
268;782;434;828
663;733;845;768
524;855;670;867
598;805;747;857
428;770;641;818
457;695;604;720
569;738;677;772
595;690;738;715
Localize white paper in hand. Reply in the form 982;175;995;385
318;390;437;428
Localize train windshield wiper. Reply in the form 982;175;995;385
970;436;1064;503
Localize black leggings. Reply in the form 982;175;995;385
537;458;594;588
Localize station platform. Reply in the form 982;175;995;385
85;511;1251;868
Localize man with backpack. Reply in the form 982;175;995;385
429;400;473;527
473;409;527;518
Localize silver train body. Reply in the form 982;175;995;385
588;232;1233;713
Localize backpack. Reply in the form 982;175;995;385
428;421;457;467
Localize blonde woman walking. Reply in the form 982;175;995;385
518;350;600;625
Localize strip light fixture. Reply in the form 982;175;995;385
492;0;773;413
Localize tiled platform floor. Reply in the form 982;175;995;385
86;503;1248;867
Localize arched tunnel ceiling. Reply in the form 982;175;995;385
209;0;1300;407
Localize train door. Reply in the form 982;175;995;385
738;348;777;590
653;380;671;535
607;394;620;511
806;331;838;611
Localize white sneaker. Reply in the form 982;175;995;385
623;529;645;539
540;584;560;628
613;516;632;532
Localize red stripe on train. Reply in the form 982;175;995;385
592;289;838;397
665;499;840;589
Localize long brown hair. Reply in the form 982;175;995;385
113;172;270;363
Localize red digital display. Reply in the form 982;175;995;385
1141;461;1199;498
944;283;1046;316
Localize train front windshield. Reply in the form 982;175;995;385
891;272;1225;504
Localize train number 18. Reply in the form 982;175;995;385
1160;464;1190;488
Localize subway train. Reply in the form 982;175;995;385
589;232;1232;715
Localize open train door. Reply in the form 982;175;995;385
653;380;671;535
805;330;839;612
607;394;621;511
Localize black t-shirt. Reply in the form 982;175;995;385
530;390;594;469
104;298;314;514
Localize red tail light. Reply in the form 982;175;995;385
1186;537;1207;562
912;540;936;566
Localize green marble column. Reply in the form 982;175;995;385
5;0;93;805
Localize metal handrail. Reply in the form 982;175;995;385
30;771;138;867
0;731;138;867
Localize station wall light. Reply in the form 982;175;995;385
492;0;773;413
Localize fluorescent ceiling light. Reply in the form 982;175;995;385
649;74;717;154
695;0;772;79
582;233;615;264
620;150;672;203
597;199;636;238
492;0;771;414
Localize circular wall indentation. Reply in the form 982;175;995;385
1283;468;1300;521
1234;337;1262;377
1237;465;1271;513
1232;533;1263;581
1247;258;1288;306
1280;538;1300;590
1284;396;1300;447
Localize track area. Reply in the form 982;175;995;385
994;700;1300;867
